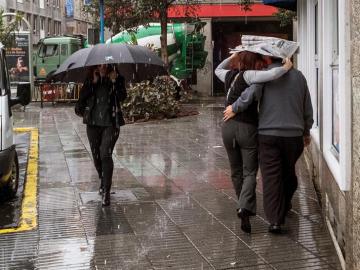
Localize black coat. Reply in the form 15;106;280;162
75;75;127;128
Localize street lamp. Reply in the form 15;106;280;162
99;0;104;43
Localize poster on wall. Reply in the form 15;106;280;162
65;0;74;17
5;33;30;84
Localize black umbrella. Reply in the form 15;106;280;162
52;43;167;83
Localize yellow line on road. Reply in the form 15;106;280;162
0;127;39;234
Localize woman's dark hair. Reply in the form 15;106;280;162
238;51;263;71
107;64;119;75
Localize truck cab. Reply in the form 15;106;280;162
0;43;31;198
33;36;85;82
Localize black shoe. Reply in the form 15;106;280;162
102;191;110;206
237;208;251;233
268;223;282;234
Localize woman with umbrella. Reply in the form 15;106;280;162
75;64;127;206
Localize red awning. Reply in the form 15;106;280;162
168;4;278;18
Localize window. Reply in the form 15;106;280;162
40;17;45;31
314;1;320;127
39;44;58;58
70;43;80;54
48;19;51;35
33;16;38;33
39;0;44;8
60;44;68;56
331;0;340;154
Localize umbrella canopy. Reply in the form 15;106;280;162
52;43;167;83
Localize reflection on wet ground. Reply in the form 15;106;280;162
1;102;341;269
0;133;29;229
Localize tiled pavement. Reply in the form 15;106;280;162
0;102;341;269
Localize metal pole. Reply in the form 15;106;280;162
99;0;105;43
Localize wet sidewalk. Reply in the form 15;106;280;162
1;102;341;269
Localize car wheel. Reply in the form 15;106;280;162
6;152;19;198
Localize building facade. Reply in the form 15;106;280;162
296;0;360;269
6;0;64;45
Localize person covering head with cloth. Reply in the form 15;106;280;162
215;44;293;233
224;36;314;233
75;64;127;206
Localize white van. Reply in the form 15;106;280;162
0;42;31;198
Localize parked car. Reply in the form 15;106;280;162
0;42;31;198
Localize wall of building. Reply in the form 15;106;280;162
350;0;360;269
297;0;354;268
192;18;213;96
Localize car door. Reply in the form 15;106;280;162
0;48;13;151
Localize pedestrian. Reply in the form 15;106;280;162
75;64;127;206
225;54;314;233
215;51;292;233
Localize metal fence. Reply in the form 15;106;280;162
33;83;82;107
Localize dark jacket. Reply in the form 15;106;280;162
75;75;127;128
225;70;258;126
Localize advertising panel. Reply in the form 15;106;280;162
5;33;30;84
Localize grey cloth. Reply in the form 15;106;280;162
214;56;287;85
221;120;258;213
231;63;314;137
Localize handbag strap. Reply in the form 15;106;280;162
226;73;240;101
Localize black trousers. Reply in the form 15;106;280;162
258;135;304;224
86;125;120;192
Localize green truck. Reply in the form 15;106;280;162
33;35;86;82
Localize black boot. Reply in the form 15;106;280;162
237;208;251;233
102;190;110;206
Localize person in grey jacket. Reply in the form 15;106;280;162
224;56;314;233
215;52;292;233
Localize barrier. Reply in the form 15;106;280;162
33;82;82;108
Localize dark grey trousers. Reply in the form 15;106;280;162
86;125;120;192
222;119;258;214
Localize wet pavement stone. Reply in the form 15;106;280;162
0;102;342;269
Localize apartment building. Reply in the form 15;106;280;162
5;0;64;45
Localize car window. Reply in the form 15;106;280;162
44;44;58;57
61;44;68;56
70;43;80;54
38;44;45;58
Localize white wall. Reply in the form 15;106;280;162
192;19;213;96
